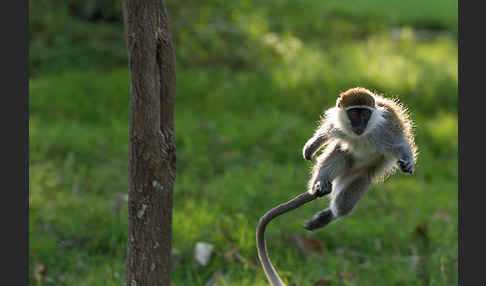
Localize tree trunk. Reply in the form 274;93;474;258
123;0;176;285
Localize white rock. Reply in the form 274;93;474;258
194;242;214;266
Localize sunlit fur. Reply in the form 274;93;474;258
302;87;418;232
320;89;416;181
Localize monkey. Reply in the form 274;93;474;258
302;87;417;231
256;87;417;286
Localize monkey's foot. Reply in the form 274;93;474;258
398;159;414;174
303;209;334;231
309;180;332;197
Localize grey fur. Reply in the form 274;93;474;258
302;98;416;231
255;89;417;286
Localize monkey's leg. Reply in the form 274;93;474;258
307;144;346;197
304;174;370;231
303;208;334;231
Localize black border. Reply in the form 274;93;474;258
0;0;29;284
459;0;484;285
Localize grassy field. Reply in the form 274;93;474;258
29;0;457;285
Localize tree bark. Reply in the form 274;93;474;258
123;0;176;285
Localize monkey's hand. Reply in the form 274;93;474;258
398;159;414;174
303;145;314;161
303;134;328;161
309;180;332;197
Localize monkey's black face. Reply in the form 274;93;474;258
346;107;372;135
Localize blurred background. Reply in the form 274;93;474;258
29;0;458;285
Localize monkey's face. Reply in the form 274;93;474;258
345;107;372;135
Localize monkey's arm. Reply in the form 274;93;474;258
380;128;414;174
302;122;335;161
303;133;327;161
378;106;417;175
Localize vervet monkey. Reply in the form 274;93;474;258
302;87;417;230
256;87;417;286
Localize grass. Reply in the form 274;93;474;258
29;0;457;285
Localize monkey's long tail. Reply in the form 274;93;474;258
256;191;320;286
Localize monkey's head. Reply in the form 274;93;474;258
336;87;379;136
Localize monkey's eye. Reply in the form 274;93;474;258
346;109;360;120
361;109;371;120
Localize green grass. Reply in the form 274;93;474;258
30;0;457;285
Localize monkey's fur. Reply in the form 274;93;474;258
255;87;417;286
302;87;418;231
